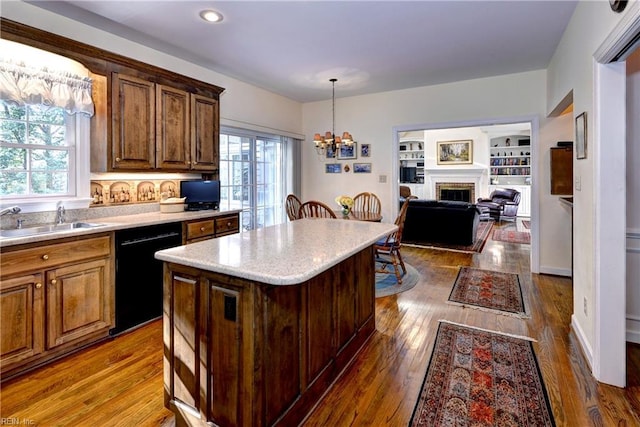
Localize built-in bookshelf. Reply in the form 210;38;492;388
489;138;531;185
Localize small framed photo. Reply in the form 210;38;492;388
337;142;357;160
353;162;372;173
325;146;336;159
360;143;370;157
575;112;587;160
325;163;342;173
437;139;473;165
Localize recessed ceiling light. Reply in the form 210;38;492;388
199;10;223;23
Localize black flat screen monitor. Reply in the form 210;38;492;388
180;180;220;211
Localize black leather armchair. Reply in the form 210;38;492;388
476;188;521;221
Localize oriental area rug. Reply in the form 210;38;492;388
448;267;528;318
522;220;531;229
410;321;555;427
403;220;493;254
492;228;531;244
375;262;420;298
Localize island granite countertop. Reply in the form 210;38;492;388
155;218;397;285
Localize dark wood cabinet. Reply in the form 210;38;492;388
163;246;375;426
190;94;219;172
112;73;156;170
156;85;190;170
550;147;573;195
183;213;240;244
0;235;113;379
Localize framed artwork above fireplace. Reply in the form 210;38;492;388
437;140;473;165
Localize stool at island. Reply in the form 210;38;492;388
156;218;396;426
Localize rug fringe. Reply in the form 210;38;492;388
438;319;537;342
445;300;531;319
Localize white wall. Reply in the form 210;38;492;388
538;112;573;276
0;1;304;139
627;48;640;343
302;71;547;223
546;0;635;385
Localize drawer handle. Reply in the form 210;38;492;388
227;222;231;227
35;282;42;289
51;279;57;286
42;254;49;260
200;227;205;232
115;157;121;162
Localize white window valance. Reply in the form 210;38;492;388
0;61;94;117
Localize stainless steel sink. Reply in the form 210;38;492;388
0;222;106;238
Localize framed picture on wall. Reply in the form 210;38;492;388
360;143;370;157
337;142;357;160
325;163;342;173
436;140;473;165
353;163;372;173
575;112;587;159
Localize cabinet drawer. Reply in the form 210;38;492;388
1;236;111;278
186;219;215;241
215;215;239;236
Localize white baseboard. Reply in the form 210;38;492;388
539;266;572;277
571;315;594;372
627;315;640;344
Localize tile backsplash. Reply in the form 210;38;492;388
90;179;180;207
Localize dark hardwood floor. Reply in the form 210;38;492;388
1;220;638;426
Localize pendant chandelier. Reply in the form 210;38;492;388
313;78;353;157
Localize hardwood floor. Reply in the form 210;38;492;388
1;220;638;426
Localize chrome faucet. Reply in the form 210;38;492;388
55;203;66;224
0;206;21;216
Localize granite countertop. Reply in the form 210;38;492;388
0;209;242;248
155;218;397;286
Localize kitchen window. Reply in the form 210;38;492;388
0;39;93;211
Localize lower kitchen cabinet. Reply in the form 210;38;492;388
183;212;240;244
0;234;113;379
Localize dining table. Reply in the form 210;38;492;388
335;210;383;222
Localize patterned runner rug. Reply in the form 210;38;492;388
404;220;493;253
522;220;531;229
492;228;531;244
410;321;555;426
448;267;527;318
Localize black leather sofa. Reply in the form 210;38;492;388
403;199;481;246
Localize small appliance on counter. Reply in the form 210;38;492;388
180;180;220;211
159;197;186;213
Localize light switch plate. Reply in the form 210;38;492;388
575;175;581;191
379;175;387;183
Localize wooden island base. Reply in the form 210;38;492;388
163;246;375;426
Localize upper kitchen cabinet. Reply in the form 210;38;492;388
112;73;156;170
190;94;219;171
109;74;220;172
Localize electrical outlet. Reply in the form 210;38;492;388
583;297;588;316
575;175;581;191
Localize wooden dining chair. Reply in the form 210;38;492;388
285;194;302;221
375;197;411;284
353;192;382;215
298;200;337;219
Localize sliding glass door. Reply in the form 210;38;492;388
219;128;292;231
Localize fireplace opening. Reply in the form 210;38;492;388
436;182;475;203
440;189;471;202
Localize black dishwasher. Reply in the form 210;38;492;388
112;222;183;335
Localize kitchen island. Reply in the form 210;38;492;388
155;218;396;426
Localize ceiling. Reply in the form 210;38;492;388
26;1;578;103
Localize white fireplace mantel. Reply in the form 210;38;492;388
424;167;488;200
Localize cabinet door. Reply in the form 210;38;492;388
46;258;111;349
157;85;190;170
0;273;44;367
112;73;155;169
190;94;219;171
